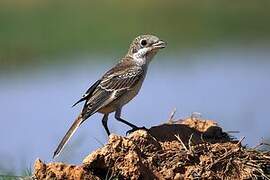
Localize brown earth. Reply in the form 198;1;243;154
33;117;270;180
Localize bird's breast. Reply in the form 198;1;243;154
98;76;145;114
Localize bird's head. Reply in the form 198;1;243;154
127;34;166;64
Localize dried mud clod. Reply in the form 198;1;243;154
33;159;100;180
33;118;270;180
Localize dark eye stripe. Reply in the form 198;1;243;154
132;48;138;54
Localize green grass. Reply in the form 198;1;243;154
0;174;32;180
0;165;32;180
0;0;270;68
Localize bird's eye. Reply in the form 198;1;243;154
140;39;147;46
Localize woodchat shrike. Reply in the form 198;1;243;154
53;34;166;158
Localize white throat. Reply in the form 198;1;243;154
132;48;149;66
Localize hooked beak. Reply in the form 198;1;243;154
152;40;166;49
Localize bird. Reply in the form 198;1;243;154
53;34;166;158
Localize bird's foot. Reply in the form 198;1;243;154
126;126;148;135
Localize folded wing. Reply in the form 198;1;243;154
81;59;144;119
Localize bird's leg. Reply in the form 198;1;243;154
115;108;138;128
115;108;147;134
102;114;110;136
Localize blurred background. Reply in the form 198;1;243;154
1;0;270;175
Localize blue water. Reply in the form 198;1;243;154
0;47;270;173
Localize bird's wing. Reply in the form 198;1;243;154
81;59;144;118
53;59;143;158
72;79;101;107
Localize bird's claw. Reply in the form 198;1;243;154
126;126;148;135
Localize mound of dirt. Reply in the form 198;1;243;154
33;117;270;179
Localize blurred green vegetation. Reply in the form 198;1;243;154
0;0;270;70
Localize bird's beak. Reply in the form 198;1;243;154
152;40;166;49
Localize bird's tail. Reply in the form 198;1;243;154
53;115;84;158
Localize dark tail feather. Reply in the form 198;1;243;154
53;115;84;158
